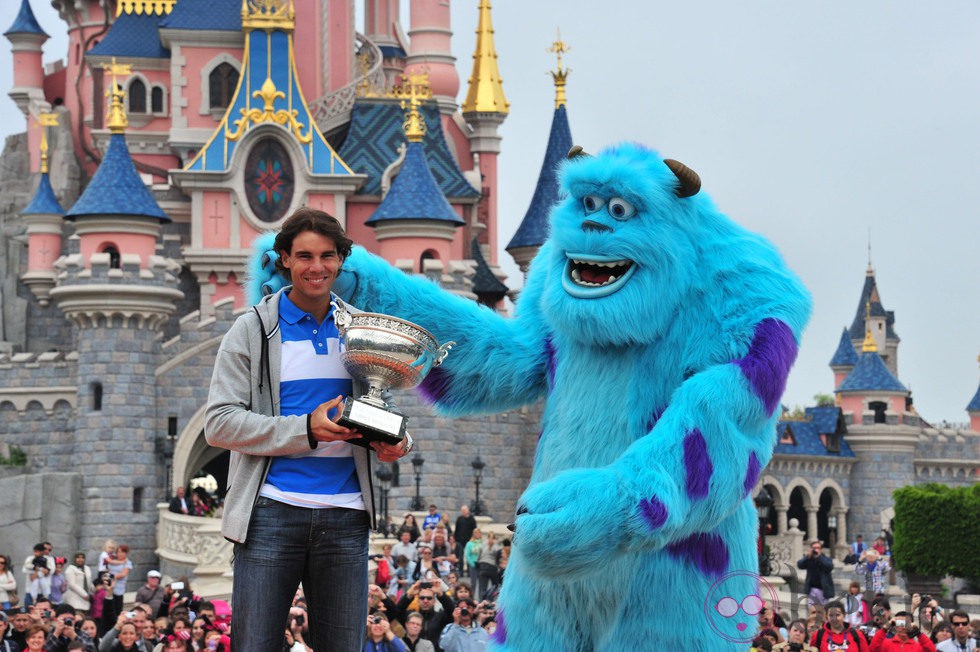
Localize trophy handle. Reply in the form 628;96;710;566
333;300;351;330
434;341;455;366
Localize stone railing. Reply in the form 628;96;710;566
766;518;806;577
309;33;385;135
156;504;232;587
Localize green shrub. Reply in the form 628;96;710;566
0;445;27;466
892;483;980;579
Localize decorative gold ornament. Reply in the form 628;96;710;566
36;112;59;174
462;0;509;115
103;58;133;134
242;0;295;31
226;76;312;144
862;300;877;352
116;0;175;17
549;30;570;109
392;72;432;142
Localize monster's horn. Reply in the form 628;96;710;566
566;145;590;160
664;159;701;198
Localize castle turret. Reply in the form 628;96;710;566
848;264;900;376
506;34;573;275
829;327;858;390
49;66;182;568
405;0;460;112
21;112;66;306
365;79;464;269
835;310;909;425
968;357;980;433
4;0;48;116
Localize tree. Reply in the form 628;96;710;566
892;483;980;582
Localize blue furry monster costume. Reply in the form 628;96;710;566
249;143;811;650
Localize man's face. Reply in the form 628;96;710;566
176;487;185;497
456;601;475;626
428;507;437;515
417;592;436;612
199;609;215;622
142;621;157;640
43;544;52;555
460;505;470;517
12;614;30;632
132;610;147;630
951;617;971;640
827;607;844;630
401;532;411;544
406;617;422;637
147;576;160;588
280;231;342;311
811;543;822;555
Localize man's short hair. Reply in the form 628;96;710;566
273;208;352;279
456;598;476;609
406;611;423;623
33;543;46;552
825;600;844;613
949;609;970;622
894;611;911;619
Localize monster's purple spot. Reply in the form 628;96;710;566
490;608;507;644
418;366;451;404
666;532;730;578
683;428;712;499
639;496;668;529
735;318;797;417
544;336;557;390
743;452;761;497
645;406;665;432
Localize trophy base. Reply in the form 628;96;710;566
337;397;406;448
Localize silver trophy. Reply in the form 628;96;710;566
333;300;453;447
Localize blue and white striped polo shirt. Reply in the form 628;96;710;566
259;292;364;510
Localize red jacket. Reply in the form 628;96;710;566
811;624;869;651
869;629;936;652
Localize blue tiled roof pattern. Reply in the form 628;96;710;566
836;351;906;393
470;237;508;296
339;100;479;198
66;134;169;221
848;273;898;341
366;142;463;225
22;173;64;215
775;420;855;457
5;0;47;37
88;13;169;59
160;0;241;31
830;327;858;367
379;45;407;59
804;406;844;435
967;381;980;412
506;105;572;251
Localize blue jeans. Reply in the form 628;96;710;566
232;497;370;652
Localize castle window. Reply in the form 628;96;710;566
209;63;239;110
244;138;294;222
151;85;165;114
90;382;103;411
420;250;438;271
101;245;121;269
132;487;143;513
869;401;887;424
128;78;147;114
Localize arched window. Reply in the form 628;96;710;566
209;63;239;110
101;244;121;269
151;85;164;113
869;401;888;424
420;250;438;271
128;78;147;113
90;381;103;411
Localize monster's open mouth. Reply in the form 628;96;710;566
562;253;636;298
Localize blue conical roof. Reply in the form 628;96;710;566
849;269;898;341
836;350;906;393
968;380;980;413
470;237;508;299
830;327;858;367
5;0;48;37
66;134;168;221
365;142;463;225
506;105;572;251
22;172;64;216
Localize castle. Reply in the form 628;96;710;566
0;0;976;581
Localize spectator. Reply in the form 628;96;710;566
422;506;441;532
759;604;785;643
810;601;867;651
462;530;481;593
159;634;191;652
96;542;116;574
0;612;17;652
135;572;165;617
45;605;81;652
451;582;473;605
855;549;890;602
798;541;835;607
390;555;414;599
63;553;93;614
494;540;510;590
397;515;421;544
190;618;207;651
430;532;457;579
401;612;435;652
453;507;476;574
872;537;888;556
168;488;190;516
23;624;47;652
23;544;53;607
936;610;975;652
474;533;500;602
392;532;419;566
842;581;868;628
438;598;490;652
101;622;140;652
80;618;101;651
49;559;67;605
0;555;16;610
362;612;405;652
870;611;935;651
914;594;945;636
395;581;453;652
92;572;113;636
412;546;440;584
103;546;132;627
9;611;32;649
773;619;817;651
930;622;953;648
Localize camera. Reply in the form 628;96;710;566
62;617;74;626
894;619;906;628
293;614;304;627
419;581;431;589
460;608;470;617
370;615;383;625
171;581;184;591
788;644;803;651
126;611;136;619
43;610;52;618
920;595;932;605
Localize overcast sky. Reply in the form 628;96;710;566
1;1;977;424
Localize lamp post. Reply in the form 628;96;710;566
754;487;773;576
410;453;425;511
827;514;838;552
471;456;486;516
375;465;392;535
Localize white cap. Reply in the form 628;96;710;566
147;570;162;578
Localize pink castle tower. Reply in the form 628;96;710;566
405;0;460;114
4;0;48;116
20;111;65;306
968;358;980;433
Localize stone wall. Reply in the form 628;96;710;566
0;471;82;566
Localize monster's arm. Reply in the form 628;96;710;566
335;245;552;415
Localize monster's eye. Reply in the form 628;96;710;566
582;195;605;214
715;597;738;618
607;197;636;220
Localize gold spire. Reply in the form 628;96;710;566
862;300;877;352
549;30;570;109
394;72;432;143
242;0;294;32
116;0;175;16
36;112;59;174
462;0;509;115
103;58;132;134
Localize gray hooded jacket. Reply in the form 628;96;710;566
205;288;375;543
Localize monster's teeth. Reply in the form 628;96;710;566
606;275;618;284
571;268;582;282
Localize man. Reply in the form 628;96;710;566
773;619;816;651
206;208;412;651
869;611;935;651
810;601;867;651
851;535;865;557
22;543;53;607
422;506;441;532
0;612;20;652
395;581;454;652
134;571;165;617
401;612;435;652
797;541;835;606
8;611;31;649
62;553;93;613
44;604;80;652
168;487;190;515
936;610;975;652
452;506;476;576
392;531;419;566
438;598;490;652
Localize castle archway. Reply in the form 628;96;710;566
171;404;229;499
